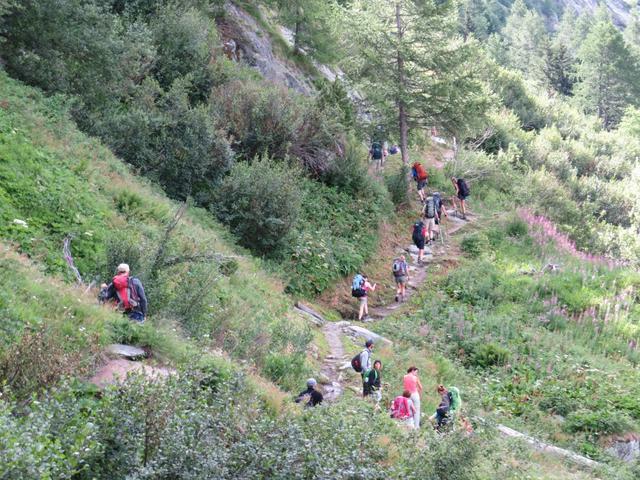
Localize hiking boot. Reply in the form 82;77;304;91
395;295;399;302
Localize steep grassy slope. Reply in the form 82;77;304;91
0;72;311;392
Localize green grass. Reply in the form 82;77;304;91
0;71;312;394
376;214;640;462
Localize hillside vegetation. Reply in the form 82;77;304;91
1;0;640;478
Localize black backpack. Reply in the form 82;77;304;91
412;221;424;241
424;197;436;219
351;352;363;372
371;142;382;159
458;179;470;197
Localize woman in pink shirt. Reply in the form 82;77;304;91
403;366;423;429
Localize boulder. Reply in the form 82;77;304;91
294;302;326;327
343;325;393;345
107;344;146;360
606;435;640;463
317;373;332;385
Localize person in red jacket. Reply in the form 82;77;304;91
101;263;148;323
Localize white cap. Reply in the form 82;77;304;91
116;263;130;273
307;378;317;387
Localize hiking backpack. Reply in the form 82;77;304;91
412;162;428;181
389;145;398;155
458;178;470;197
424;197;436;219
433;192;442;214
351;352;363;372
371;142;383;159
351;274;366;298
113;275;140;311
412;221;425;242
392;259;405;277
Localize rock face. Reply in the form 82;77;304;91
217;2;314;95
557;0;630;27
606;435;640;462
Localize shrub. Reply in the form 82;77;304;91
506;218;528;238
461;232;490;258
212;79;303;161
385;164;410;207
466;342;510;369
565;409;635;436
214;157;302;256
320;139;370;195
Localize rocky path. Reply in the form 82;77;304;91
319;322;346;402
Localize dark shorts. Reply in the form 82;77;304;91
413;237;425;250
458;193;468;201
417;179;427;191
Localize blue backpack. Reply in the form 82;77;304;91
351;274;366;298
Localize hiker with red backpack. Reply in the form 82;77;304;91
352;273;376;321
411;162;428;202
392;255;409;302
101;263;148;323
451;177;470;220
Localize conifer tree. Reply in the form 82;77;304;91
576;15;640;128
542;42;575;96
344;0;487;164
624;4;640;49
501;0;547;81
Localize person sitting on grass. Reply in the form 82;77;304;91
391;390;417;428
295;378;323;407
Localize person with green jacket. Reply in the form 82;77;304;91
363;360;382;402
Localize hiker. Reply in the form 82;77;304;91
295;378;323;407
353;274;376;321
391;390;417;428
429;384;451;430
451;177;470;220
432;192;448;241
369;141;384;171
411;162;428;202
411;220;427;264
359;339;374;375
363;360;383;402
422;195;439;244
392;255;409;302
101;263;148;323
389;145;399;155
403;366;423;429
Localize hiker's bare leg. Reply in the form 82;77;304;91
461;199;466;218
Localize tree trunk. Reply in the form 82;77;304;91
293;6;302;54
395;2;409;165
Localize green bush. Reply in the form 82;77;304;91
385;164;410;207
466;342;510;369
506;218;528;238
461;232;491;258
565;409;635;436
214;157;301;257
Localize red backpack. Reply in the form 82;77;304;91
412;162;428;181
391;396;412;419
112;274;140;311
